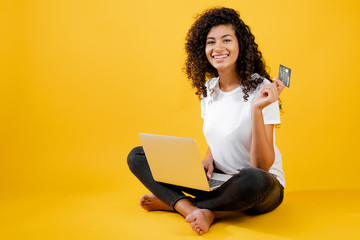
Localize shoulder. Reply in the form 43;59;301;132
201;77;219;110
204;77;219;89
202;77;219;99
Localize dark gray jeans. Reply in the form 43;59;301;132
127;146;284;214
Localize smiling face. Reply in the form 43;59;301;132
205;24;239;73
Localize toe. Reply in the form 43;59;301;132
185;216;190;222
185;214;196;223
140;195;148;203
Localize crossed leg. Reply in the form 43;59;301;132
140;194;214;235
128;147;283;235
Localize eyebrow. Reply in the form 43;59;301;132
207;34;233;39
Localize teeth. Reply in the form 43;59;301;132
214;55;228;59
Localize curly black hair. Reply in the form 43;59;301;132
184;7;277;105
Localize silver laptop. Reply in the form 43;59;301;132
139;133;232;191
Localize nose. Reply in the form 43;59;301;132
214;42;224;52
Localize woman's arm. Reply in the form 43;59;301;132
250;110;275;171
202;147;214;179
250;79;284;171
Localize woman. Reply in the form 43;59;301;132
127;7;285;235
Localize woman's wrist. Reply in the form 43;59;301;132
252;105;264;115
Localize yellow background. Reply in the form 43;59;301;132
1;0;360;239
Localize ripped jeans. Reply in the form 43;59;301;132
127;146;284;214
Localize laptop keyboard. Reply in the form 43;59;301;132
208;179;225;189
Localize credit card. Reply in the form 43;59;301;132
278;64;291;88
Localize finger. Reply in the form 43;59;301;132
203;163;207;170
260;85;270;94
270;83;279;98
270;84;279;102
261;83;276;92
264;84;278;102
276;80;284;94
263;86;275;102
274;78;284;87
207;166;214;179
203;162;210;171
260;84;274;96
273;78;285;94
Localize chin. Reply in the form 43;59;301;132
214;65;230;72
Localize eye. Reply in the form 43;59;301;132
224;39;231;43
207;41;215;45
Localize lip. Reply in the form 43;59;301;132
212;54;229;62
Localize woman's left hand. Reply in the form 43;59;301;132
253;78;285;110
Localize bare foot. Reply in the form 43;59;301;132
185;209;215;235
139;194;173;212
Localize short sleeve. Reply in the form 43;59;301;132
262;100;281;124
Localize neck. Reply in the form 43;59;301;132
218;68;241;92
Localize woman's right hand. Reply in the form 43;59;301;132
202;158;214;179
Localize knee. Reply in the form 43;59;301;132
236;168;273;196
127;146;145;171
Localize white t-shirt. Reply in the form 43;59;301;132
201;75;285;187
